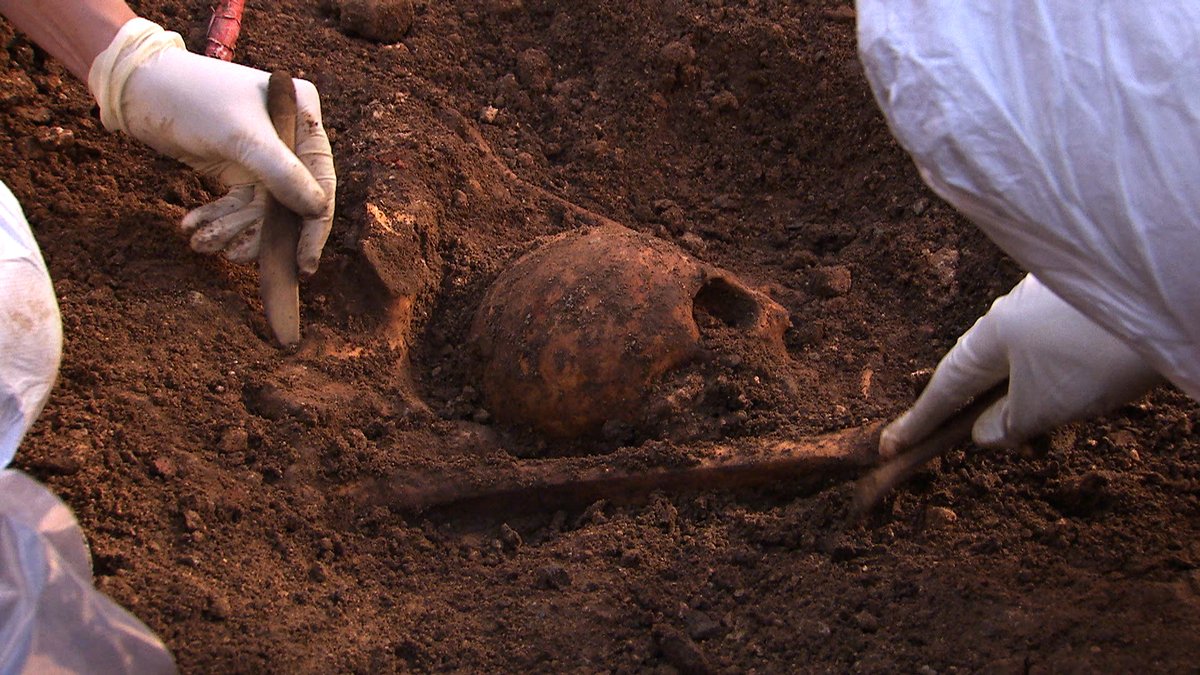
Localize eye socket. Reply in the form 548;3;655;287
693;276;761;330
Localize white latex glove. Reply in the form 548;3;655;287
87;19;336;274
880;274;1162;455
858;1;1200;403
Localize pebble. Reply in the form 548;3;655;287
651;198;686;232
14;106;50;124
660;40;696;67
309;563;328;582
534;564;571;590
926;506;959;528
822;6;856;23
206;594;231;621
336;0;414;43
499;523;523;551
668;233;702;256
800;618;832;637
150;457;178;479
712;192;740;210
711;90;739;112
651;497;679;533
1108;429;1137;449
219;427;249;453
516;48;553;92
683;609;722;641
655;626;712;674
182;509;204;532
925;247;959;287
36;126;74;150
575;500;608;527
854;610;880;633
485;0;524;16
810;265;852;297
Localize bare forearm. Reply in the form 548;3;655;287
0;0;136;81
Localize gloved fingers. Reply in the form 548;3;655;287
297;213;332;276
972;316;1165;450
222;222;261;265
293;82;337;275
188;193;266;255
238;136;327;219
879;312;1009;458
180;185;254;235
971;360;1071;449
971;393;1021;448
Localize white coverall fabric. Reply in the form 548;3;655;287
0;471;176;674
0;182;60;468
0;185;174;673
857;1;1200;400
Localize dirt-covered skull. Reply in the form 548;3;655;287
469;225;792;440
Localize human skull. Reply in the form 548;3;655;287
469;225;791;439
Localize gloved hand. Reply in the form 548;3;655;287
880;274;1162;456
87;19;336;274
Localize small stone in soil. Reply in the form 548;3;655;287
854;610;880;633
925;506;958;528
309;563;328;582
810;265;852;297
206;594;231;621
336;0;414;43
485;0;524;16
150;457;177;478
711;90;739;112
219;427;249;453
534;564;571;590
655;625;713;674
618;549;643;568
683;609;722;641
182;509;204;532
576;500;608;527
499;523;523;550
660;41;696;67
516;48;553;92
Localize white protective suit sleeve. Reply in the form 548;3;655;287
0;181;60;468
0;470;176;674
0;184;175;673
857;1;1200;401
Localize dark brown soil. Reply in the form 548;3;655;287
4;1;1200;672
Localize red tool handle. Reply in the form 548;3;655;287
205;0;245;61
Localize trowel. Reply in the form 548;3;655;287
351;385;1002;519
259;71;302;347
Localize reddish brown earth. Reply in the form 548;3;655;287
3;1;1200;672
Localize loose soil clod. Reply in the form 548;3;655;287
333;0;415;43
